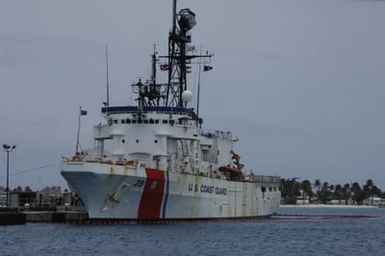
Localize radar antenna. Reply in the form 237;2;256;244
160;0;212;107
131;0;213;111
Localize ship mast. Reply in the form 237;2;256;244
132;0;212;110
162;0;212;107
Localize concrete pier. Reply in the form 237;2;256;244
24;211;88;223
0;209;26;225
0;209;88;225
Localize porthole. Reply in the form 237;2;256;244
122;139;125;143
154;140;158;143
136;139;139;143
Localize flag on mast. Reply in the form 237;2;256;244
203;65;213;72
160;64;170;71
187;45;196;52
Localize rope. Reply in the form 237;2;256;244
10;162;61;177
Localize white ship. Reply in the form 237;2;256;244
61;0;281;221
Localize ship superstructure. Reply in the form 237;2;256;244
61;0;281;220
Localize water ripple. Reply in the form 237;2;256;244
1;208;385;256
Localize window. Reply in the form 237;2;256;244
202;150;209;161
132;120;137;124
162;120;168;124
149;119;154;124
136;139;139;143
126;119;131;124
121;120;125;124
144;120;148;124
154;140;158;143
138;119;143;124
113;120;118;124
121;139;125;143
155;120;159;124
169;120;175;126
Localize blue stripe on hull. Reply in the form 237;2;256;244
162;171;170;219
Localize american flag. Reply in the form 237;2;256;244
160;64;170;71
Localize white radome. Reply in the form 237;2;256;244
182;90;193;103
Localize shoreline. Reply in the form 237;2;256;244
280;204;378;209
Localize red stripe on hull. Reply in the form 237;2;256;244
137;168;165;219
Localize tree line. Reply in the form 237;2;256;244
281;178;383;205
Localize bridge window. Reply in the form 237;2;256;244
162;120;168;124
138;119;143;124
121;120;125;124
132;120;137;124
155;120;159;124
126;119;131;124
113;120;118;124
149;119;154;124
144;119;148;124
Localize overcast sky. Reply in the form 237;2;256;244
1;0;385;189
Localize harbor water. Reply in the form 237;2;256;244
1;207;384;256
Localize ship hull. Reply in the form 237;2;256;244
61;162;280;220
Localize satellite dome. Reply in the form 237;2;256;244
182;90;193;103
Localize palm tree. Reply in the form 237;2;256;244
334;184;343;204
363;179;382;198
301;180;313;203
342;183;351;203
281;178;301;204
319;182;331;203
314;179;321;203
351;182;363;204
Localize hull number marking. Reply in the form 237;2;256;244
133;179;145;187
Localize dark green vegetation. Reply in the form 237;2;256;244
281;178;383;205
